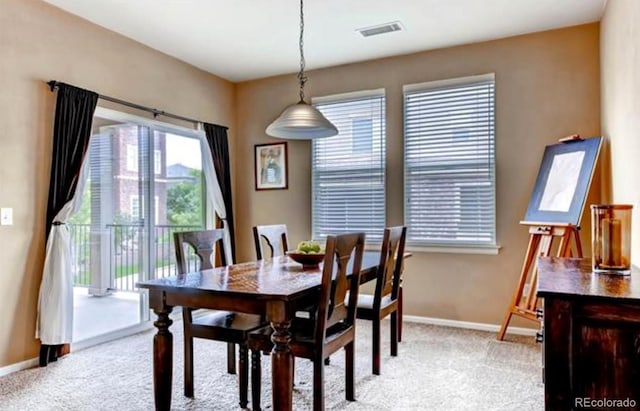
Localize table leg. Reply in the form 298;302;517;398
153;306;173;411
398;286;404;342
270;319;293;411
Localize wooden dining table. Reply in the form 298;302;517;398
137;251;384;411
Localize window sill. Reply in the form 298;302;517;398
406;244;501;255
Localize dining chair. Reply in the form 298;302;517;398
248;232;366;411
254;223;317;339
354;226;407;375
252;224;289;260
174;229;264;407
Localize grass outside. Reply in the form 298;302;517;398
73;259;173;286
114;259;173;278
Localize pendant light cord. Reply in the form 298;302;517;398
297;0;308;102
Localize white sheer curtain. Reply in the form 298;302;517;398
198;133;233;264
36;157;91;344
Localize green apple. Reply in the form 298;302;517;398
296;240;323;254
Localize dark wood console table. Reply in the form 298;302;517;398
537;257;640;411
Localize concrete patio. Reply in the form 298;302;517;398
72;287;141;342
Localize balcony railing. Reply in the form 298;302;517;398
69;224;91;287
69;223;202;292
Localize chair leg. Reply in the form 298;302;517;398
372;318;381;375
390;311;398;357
239;344;249;408
184;335;194;397
251;350;261;411
345;342;355;401
313;358;325;411
398;287;404;342
227;342;236;374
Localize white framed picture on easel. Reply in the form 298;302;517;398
524;136;602;225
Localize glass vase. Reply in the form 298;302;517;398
591;204;633;274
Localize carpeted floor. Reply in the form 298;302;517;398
0;321;543;410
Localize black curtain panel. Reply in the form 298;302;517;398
45;83;99;236
203;123;236;262
41;83;98;366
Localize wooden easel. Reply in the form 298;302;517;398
497;222;583;340
497;134;602;340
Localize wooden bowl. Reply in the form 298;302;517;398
286;252;325;268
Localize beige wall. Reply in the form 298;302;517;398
601;0;640;263
0;0;235;367
0;1;603;368
236;24;601;328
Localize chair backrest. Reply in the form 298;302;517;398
315;232;366;344
174;229;227;275
252;224;289;260
374;226;407;308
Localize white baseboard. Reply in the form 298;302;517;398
0;322;156;378
0;357;39;378
402;314;537;336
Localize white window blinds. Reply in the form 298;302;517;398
404;74;496;246
313;90;386;242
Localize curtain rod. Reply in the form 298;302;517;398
47;80;228;130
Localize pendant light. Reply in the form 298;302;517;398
266;0;338;139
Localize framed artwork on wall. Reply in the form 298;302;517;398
255;142;288;190
524;136;602;225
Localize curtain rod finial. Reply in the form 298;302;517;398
47;80;58;92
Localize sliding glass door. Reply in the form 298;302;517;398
70;108;205;343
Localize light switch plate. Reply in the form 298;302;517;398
1;208;13;226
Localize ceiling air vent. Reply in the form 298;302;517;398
357;21;403;38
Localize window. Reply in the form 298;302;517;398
154;149;161;174
404;74;496;247
351;118;373;153
312;90;386;242
130;195;140;220
126;144;138;172
130;194;162;225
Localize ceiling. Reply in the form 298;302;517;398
43;0;607;82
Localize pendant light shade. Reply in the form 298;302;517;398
266;101;338;139
265;0;338;140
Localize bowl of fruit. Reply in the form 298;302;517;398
287;241;325;268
